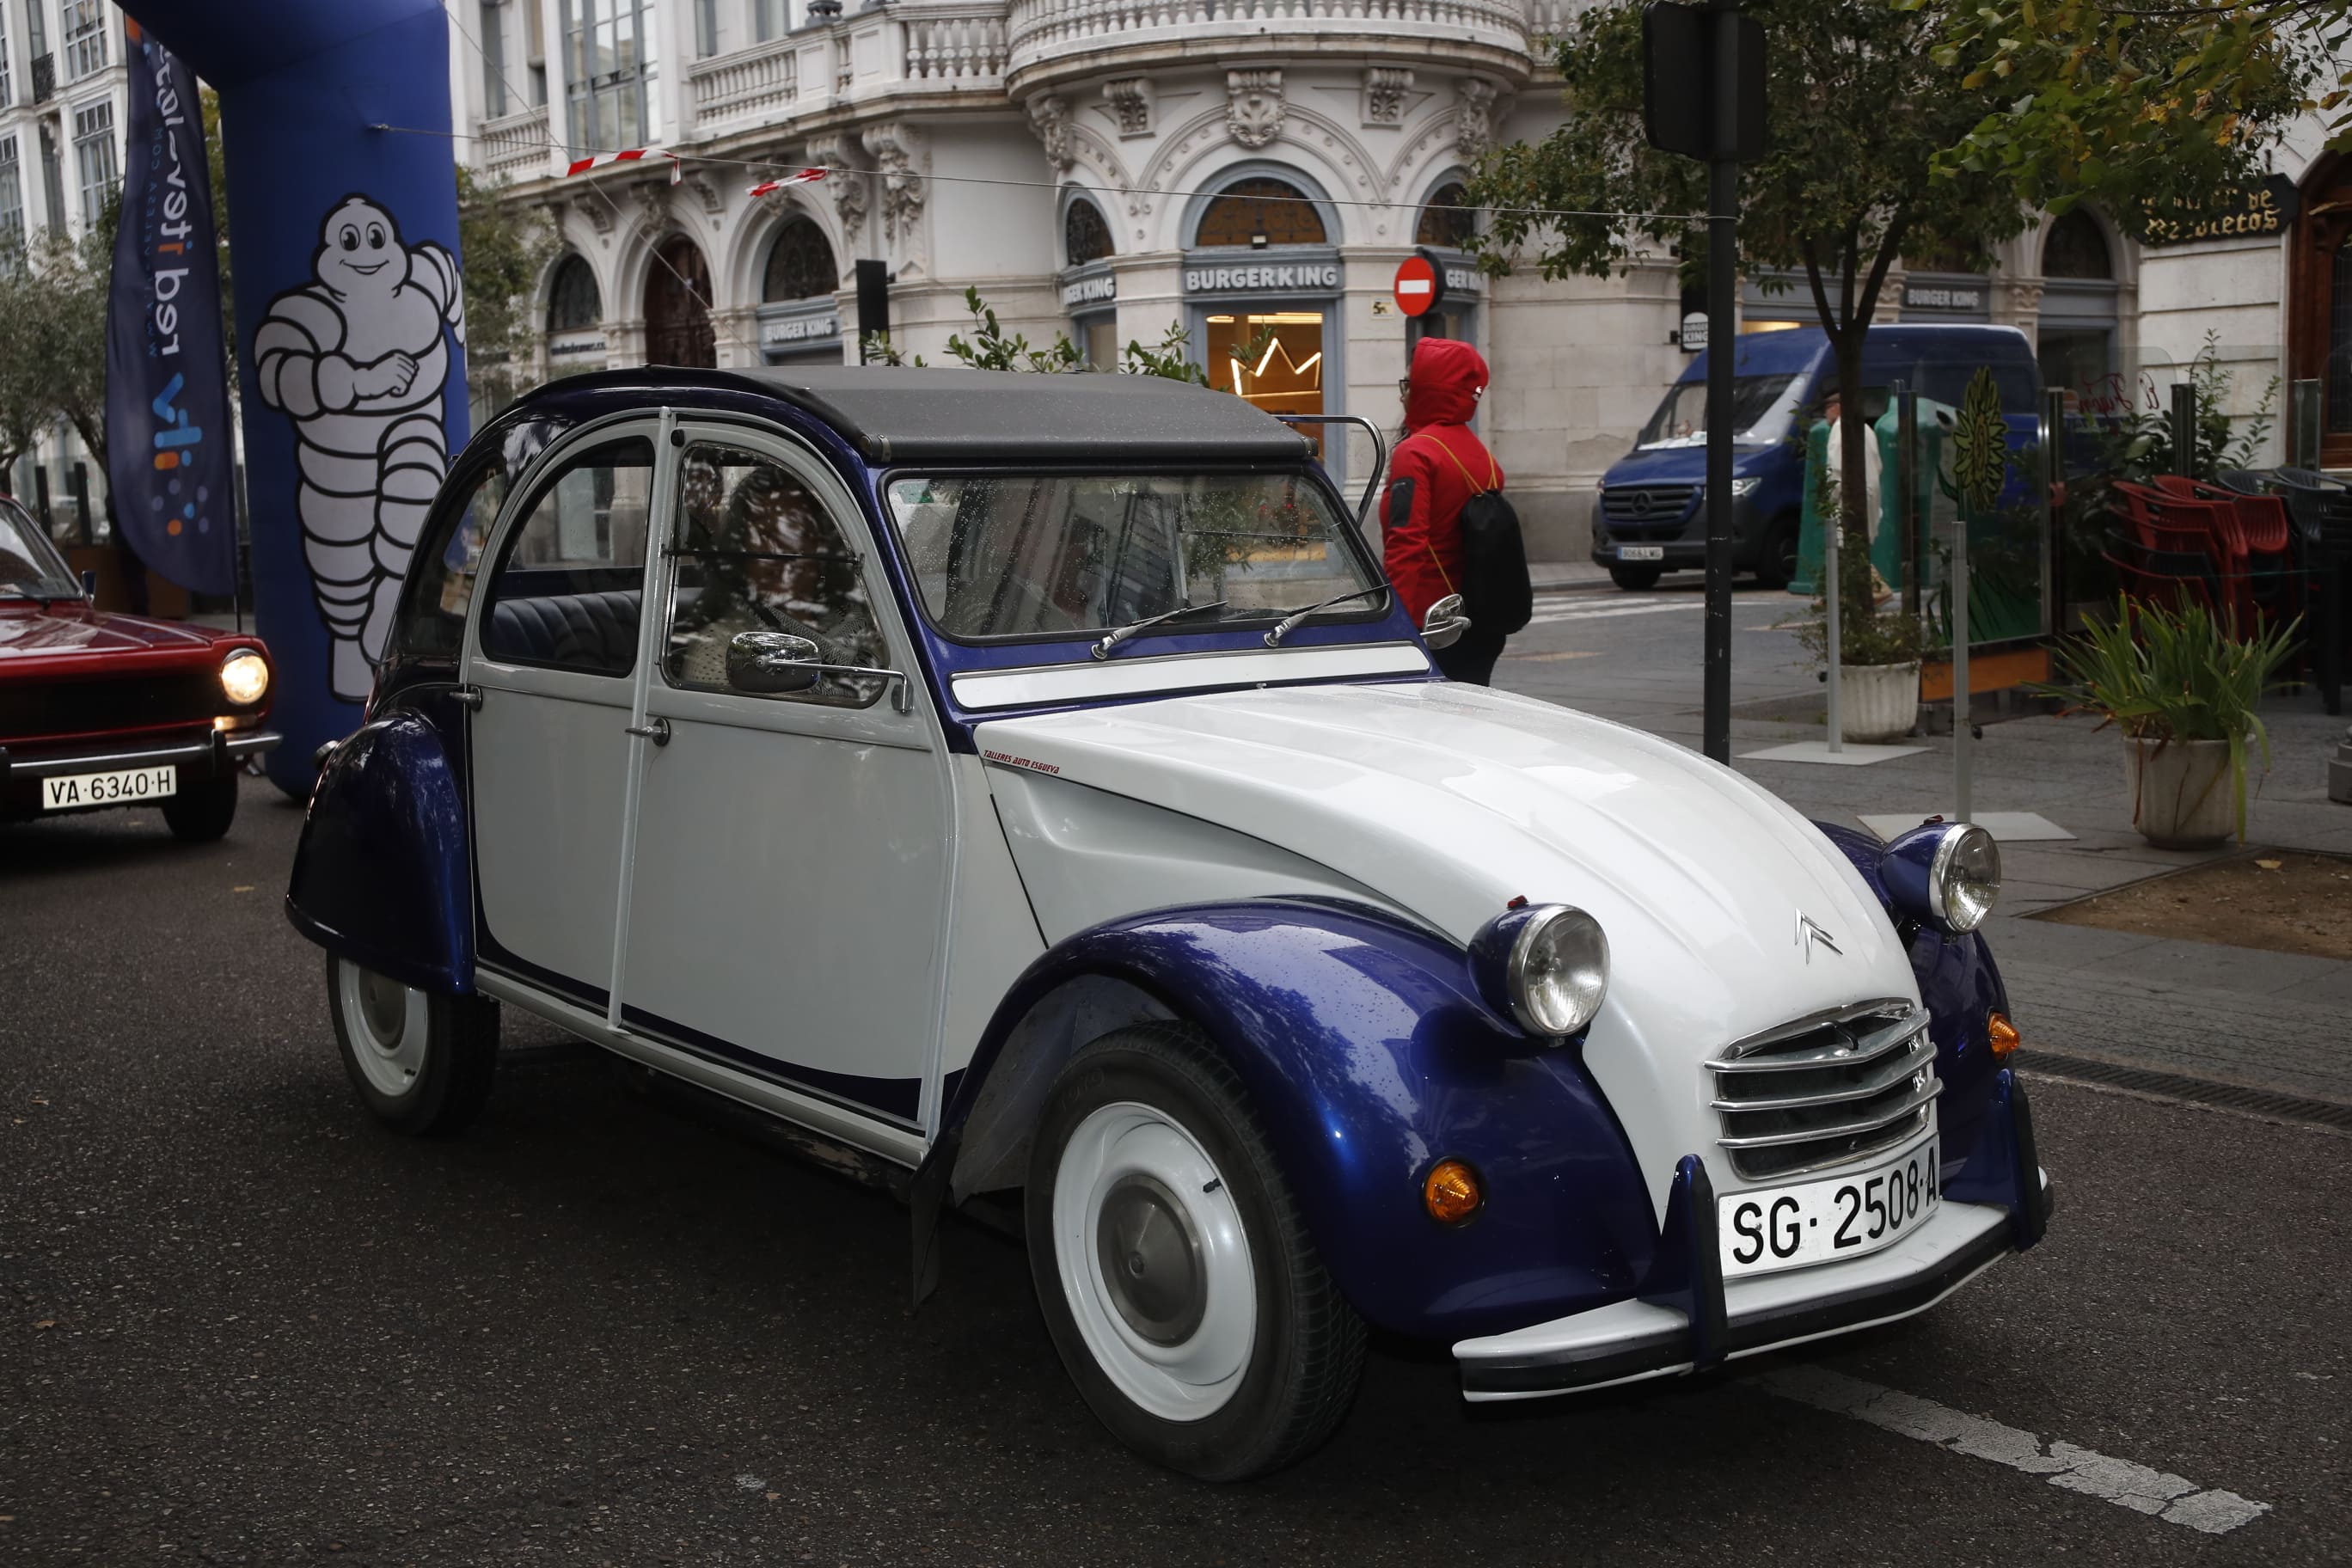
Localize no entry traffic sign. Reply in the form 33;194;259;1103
1393;249;1446;317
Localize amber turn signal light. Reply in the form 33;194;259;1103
1988;1012;2020;1060
1423;1158;1484;1225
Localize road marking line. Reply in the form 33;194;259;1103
1755;1367;2271;1535
1523;602;1700;626
1502;650;1601;662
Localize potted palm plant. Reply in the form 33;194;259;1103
2037;597;2299;848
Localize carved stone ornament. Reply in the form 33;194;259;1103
1455;77;1499;159
688;175;726;217
1225;69;1285;150
808;133;871;236
863;122;929;247
633;181;671;240
1363;67;1413;127
1103;77;1155;138
1026;95;1075;173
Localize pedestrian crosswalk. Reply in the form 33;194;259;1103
1521;593;1700;627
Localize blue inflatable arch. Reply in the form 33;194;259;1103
130;0;467;793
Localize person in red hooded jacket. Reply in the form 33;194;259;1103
1382;337;1508;683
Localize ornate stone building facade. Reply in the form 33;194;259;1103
449;1;2320;564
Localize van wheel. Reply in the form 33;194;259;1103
327;952;499;1136
1026;1023;1366;1481
1755;515;1801;591
1608;564;1663;591
162;775;239;842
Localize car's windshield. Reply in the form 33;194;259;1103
0;498;80;599
882;471;1385;642
1637;374;1807;450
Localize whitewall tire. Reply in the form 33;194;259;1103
1026;1023;1367;1480
326;952;500;1136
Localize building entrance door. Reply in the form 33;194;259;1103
645;237;718;369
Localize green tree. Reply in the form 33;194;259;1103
863;285;1213;382
1472;0;2238;656
1473;0;2037;651
456;164;560;417
1913;0;2321;213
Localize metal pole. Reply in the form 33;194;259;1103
1953;507;1972;823
1895;379;1918;622
2291;378;2323;469
1700;0;1740;764
2043;387;2066;636
2171;381;2196;480
1824;469;1842;752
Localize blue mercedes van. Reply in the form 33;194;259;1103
1591;325;2043;591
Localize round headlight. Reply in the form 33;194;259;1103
1929;823;2000;933
1508;905;1610;1036
220;649;270;707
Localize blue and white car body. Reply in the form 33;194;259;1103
289;366;2049;1479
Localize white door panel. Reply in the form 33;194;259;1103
623;718;944;1122
471;679;634;992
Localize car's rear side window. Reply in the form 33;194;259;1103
475;435;658;677
393;414;573;661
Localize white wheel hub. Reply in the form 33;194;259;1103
1053;1100;1256;1423
338;960;430;1099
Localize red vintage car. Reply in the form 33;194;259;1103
2;495;280;839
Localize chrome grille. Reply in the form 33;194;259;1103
1708;1001;1939;1181
1599;484;1698;530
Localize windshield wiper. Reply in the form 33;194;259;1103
1262;586;1388;646
1090;599;1229;661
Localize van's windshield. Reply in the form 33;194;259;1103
1636;374;1807;450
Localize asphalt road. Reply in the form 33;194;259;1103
4;679;2347;1565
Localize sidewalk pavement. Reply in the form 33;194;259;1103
1510;564;2352;1112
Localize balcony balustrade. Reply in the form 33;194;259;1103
1006;0;1533;82
481;103;554;181
688;34;801;135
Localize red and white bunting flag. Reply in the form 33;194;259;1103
748;168;827;199
565;148;683;180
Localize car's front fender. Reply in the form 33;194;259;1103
920;898;1661;1343
285;701;472;995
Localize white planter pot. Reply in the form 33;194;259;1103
2125;735;2236;848
1839;661;1920;743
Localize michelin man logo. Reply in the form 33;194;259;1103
254;195;465;701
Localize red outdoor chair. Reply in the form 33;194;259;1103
2155;475;2301;631
2101;531;2225;619
2111;478;2254;630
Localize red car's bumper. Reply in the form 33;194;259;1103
2;726;281;819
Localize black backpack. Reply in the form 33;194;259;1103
1417;435;1533;635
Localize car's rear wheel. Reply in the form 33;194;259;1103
327;952;499;1136
1026;1022;1365;1481
1608;563;1663;592
162;775;239;841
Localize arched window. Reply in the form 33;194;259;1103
762;217;836;303
1415;182;1475;249
1195;177;1326;248
1064;199;1112;266
2042;210;2112;280
547;254;602;334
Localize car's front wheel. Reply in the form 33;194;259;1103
1608;563;1663;591
162;775;239;841
326;952;499;1136
1026;1023;1365;1480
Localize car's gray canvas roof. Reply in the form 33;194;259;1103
548;364;1318;465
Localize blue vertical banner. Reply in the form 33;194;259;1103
107;20;235;597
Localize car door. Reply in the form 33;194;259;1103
617;423;952;1136
462;423;661;1006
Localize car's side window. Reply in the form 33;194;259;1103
391;415;573;660
662;442;891;707
475;434;657;677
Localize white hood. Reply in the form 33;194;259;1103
976;682;1920;1213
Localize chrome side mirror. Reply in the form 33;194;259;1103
726;630;824;694
1421;592;1470;651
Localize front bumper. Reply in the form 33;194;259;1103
1456;1067;2053;1400
1457;1181;2042;1399
3;727;282;815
